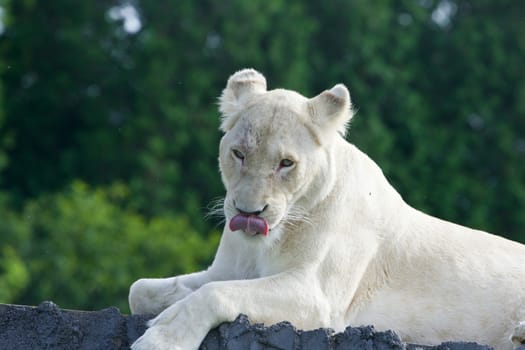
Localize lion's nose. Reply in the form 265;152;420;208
234;202;268;216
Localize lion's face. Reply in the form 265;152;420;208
219;93;320;239
218;69;353;242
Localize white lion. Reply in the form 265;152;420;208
129;69;525;350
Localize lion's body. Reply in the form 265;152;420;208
130;69;525;350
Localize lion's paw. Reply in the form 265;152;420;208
131;324;202;350
131;325;183;350
132;296;212;350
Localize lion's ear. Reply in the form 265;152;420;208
308;84;353;137
219;69;267;131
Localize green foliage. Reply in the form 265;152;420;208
0;1;7;175
0;182;219;312
0;0;139;199
0;0;524;310
0;194;30;303
0;246;29;303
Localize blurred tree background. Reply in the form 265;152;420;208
0;0;524;312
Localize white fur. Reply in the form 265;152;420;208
130;69;525;350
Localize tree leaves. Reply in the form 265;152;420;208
0;0;524;309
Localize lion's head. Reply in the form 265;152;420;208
218;69;353;243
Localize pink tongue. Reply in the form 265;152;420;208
229;214;269;236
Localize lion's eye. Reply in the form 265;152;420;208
232;149;245;161
279;159;294;168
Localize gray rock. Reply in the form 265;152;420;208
0;302;494;350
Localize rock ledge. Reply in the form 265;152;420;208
0;301;497;350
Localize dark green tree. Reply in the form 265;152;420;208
1;0;525;310
0;0;138;201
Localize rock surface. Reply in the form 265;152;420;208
0;301;503;350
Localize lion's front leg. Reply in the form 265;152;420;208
129;270;213;315
131;272;329;350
